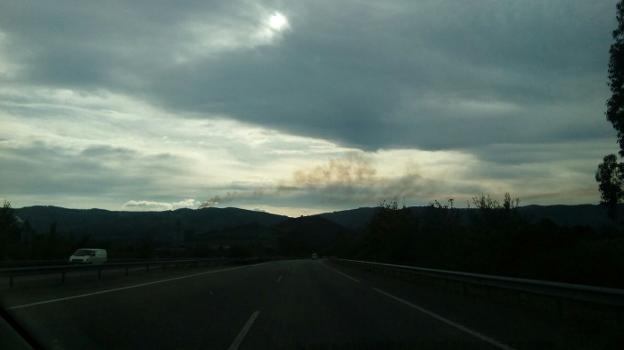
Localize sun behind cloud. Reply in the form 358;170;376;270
268;12;288;31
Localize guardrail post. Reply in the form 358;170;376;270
556;298;564;320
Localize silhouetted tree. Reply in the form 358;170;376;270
596;154;624;219
358;200;415;261
607;1;624;155
21;219;34;246
597;1;624;220
42;221;59;259
337;194;624;288
471;194;499;210
502;192;520;211
0;201;19;260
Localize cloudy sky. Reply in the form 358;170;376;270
0;0;620;216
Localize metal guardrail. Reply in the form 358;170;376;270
0;257;266;287
0;259;68;268
332;258;624;307
0;257;209;268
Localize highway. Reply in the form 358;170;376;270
0;259;616;349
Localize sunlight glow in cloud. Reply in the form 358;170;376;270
268;12;288;31
255;11;290;44
175;9;290;63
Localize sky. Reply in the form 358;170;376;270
0;0;620;217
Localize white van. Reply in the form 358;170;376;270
68;248;108;264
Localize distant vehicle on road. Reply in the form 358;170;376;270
69;248;108;264
311;252;318;259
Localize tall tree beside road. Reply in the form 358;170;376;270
597;1;624;217
607;1;624;154
0;201;19;259
596;155;624;219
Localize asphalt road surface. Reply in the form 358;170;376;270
0;259;619;349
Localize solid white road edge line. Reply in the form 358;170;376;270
372;287;517;350
227;310;260;350
322;263;360;283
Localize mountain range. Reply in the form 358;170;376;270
14;203;618;240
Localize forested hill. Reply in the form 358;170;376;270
318;204;621;231
14;206;288;240
14;203;620;241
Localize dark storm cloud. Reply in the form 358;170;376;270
0;0;616;152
